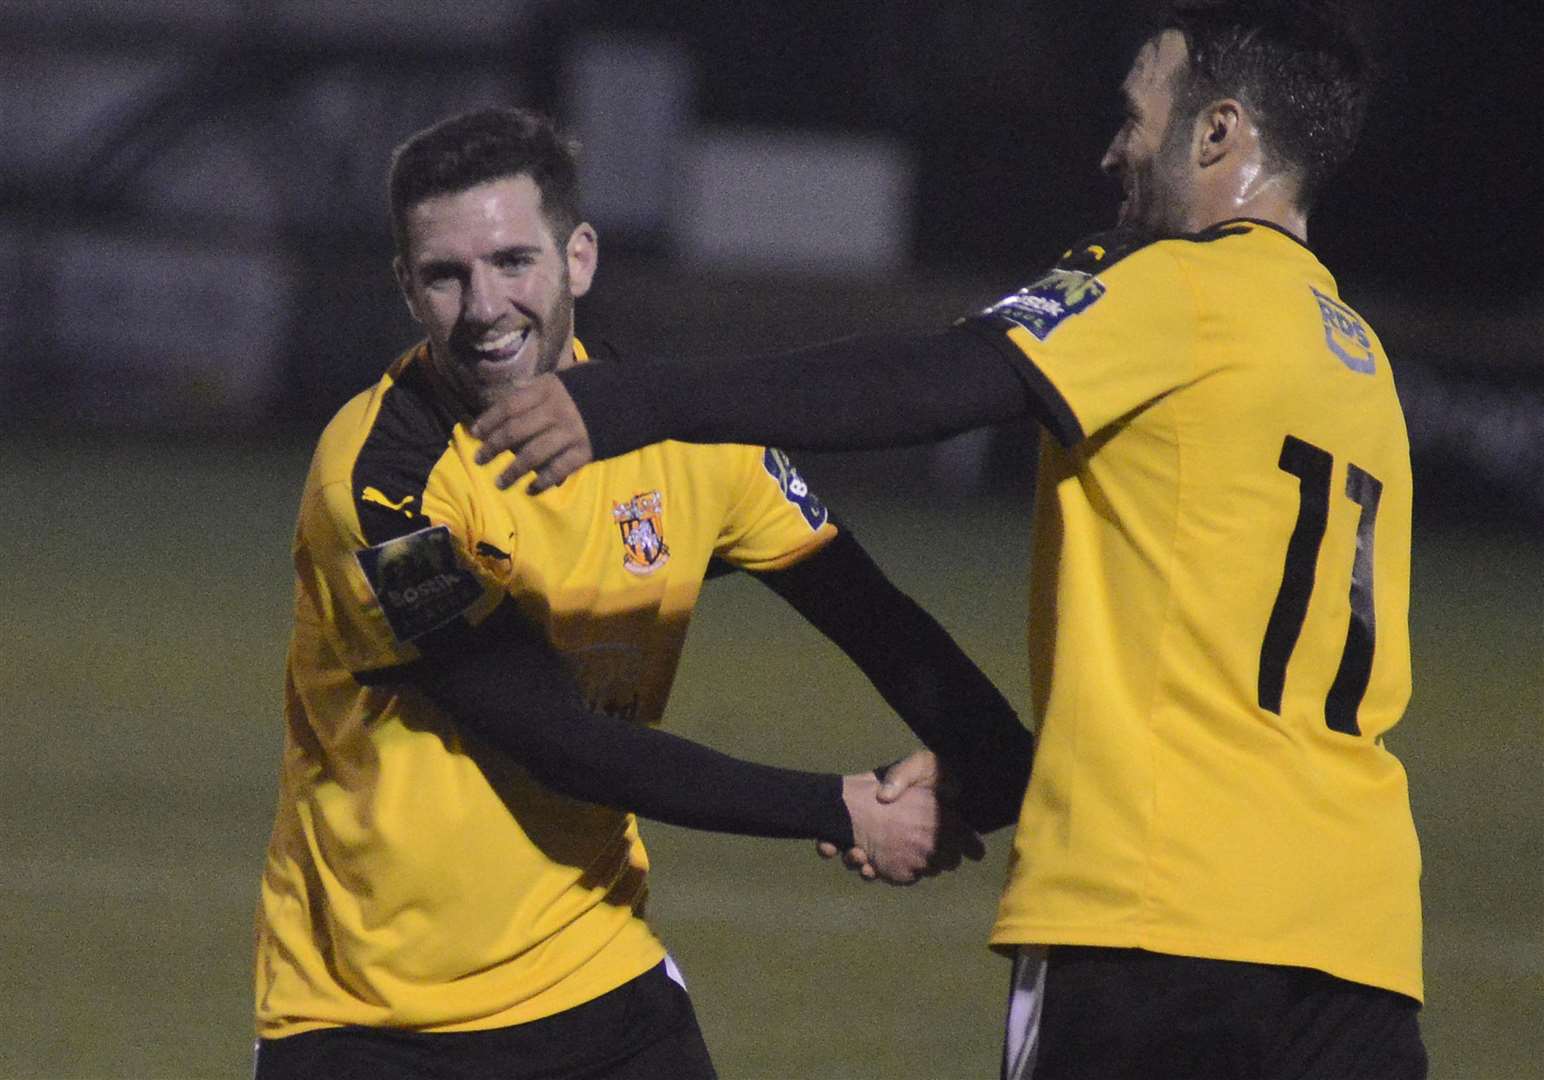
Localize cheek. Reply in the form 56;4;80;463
418;293;462;337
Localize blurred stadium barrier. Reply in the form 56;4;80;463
2;0;1539;531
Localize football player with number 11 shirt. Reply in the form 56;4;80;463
473;3;1428;1077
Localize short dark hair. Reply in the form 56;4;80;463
387;107;581;255
1155;0;1371;208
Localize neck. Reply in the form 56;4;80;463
1191;163;1307;241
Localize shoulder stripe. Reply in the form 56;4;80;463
1190;217;1313;252
1057;220;1294;269
1053;227;1161;276
352;357;460;546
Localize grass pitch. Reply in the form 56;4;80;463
1;437;1538;1079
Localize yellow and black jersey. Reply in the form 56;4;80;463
964;221;1421;1000
256;340;837;1038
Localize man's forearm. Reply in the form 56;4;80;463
361;603;855;846
754;530;1034;832
558;327;1037;460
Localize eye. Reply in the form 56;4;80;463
495;252;536;273
418;264;465;291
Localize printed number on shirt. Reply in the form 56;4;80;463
1257;435;1383;736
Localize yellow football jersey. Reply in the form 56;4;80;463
255;340;837;1037
973;222;1421;1000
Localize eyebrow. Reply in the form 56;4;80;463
414;244;542;278
487;243;542;261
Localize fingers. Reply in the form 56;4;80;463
469;376;595;490
925;810;986;876
817;839;880;884
877;749;940;803
841;772;990;886
849;850;878;881
530;446;593;494
488;431;579;491
469;393;541;463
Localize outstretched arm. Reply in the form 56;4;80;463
748;528;1034;834
472;326;1059;491
363;599;947;881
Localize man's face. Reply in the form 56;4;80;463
395;174;596;412
1101;30;1195;233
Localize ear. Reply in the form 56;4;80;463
1195;99;1244;167
565;222;599;299
393;255;423;323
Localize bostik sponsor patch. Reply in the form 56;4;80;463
356;525;484;643
984;268;1107;341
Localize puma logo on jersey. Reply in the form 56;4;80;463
361;487;416;514
476;540;512;564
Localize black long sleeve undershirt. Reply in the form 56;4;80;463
557;324;1074;461
753;529;1033;833
368;600;858;847
364;525;1032;846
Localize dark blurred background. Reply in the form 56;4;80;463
2;0;1541;526
1;2;1540;1078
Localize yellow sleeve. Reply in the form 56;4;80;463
295;475;507;673
971;238;1198;444
713;446;839;572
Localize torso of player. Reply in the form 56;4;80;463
257;345;833;1036
983;224;1422;1000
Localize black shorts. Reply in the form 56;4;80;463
1003;946;1427;1080
254;960;716;1080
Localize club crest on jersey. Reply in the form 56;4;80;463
763;448;828;530
984;268;1106;341
1311;287;1375;374
613;491;671;576
356;525;484;643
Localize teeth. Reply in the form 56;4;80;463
472;327;529;353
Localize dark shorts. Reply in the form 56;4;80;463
255;960;716;1080
1004;945;1427;1080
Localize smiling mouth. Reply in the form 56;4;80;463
463;326;531;369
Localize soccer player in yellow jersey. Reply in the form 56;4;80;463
472;2;1429;1077
252;109;1036;1079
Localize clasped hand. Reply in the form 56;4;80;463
832;751;985;885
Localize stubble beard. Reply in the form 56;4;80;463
440;273;577;415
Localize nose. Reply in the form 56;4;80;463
461;263;502;328
1100;136;1123;179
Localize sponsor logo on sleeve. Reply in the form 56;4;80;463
983;268;1106;341
1311;287;1376;374
355;525;485;643
613;491;671;576
763;448;828;531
